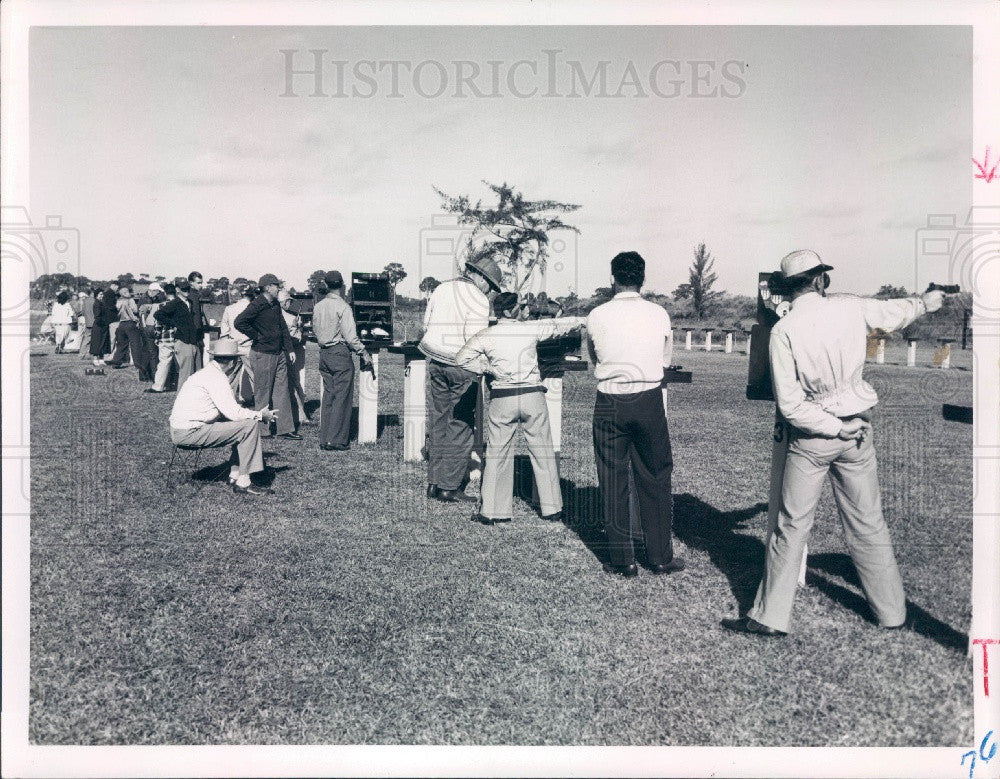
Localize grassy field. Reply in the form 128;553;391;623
29;334;973;746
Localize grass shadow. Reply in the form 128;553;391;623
673;493;769;612
805;552;969;653
347;407;400;441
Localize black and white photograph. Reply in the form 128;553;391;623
2;1;998;777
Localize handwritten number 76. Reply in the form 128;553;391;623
962;731;997;779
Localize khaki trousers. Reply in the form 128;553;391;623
481;390;562;519
170;417;264;475
748;426;906;633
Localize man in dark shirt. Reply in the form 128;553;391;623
234;273;301;440
151;280;200;391
188;271;209;369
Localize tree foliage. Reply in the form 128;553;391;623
433;180;580;293
418;276;441;298
383;262;407;289
672;243;723;319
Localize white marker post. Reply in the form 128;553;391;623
357;350;379;444
875;338;886;365
723;329;735;354
907;338;918;367
401;351;427;462
704;329;714;353
938;339;954;370
745;329;752;356
684;329;693;351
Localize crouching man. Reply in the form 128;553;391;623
456;292;585;525
168;337;279;496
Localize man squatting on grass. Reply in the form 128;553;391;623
723;250;945;637
168;337;277;497
455;292;586;525
586;251;686;578
419;254;504;504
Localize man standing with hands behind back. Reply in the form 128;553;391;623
234;273;301;441
312;271;370;451
586;251;684;578
723;249;945;637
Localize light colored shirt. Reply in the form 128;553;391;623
419;277;491;365
455;316;586;389
169;360;261;430
770;291;926;437
586;292;673;394
312;293;365;353
49;301;76;325
116;297;140;322
220;298;252;352
281;309;302;342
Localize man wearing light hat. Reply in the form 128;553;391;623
419;254;503;502
234;273;300;440
168;337;276;496
723;249;944;637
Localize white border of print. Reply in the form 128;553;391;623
2;1;998;777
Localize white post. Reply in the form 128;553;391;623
357;350;379;444
875;339;886;365
724;332;734;354
684;330;692;351
704;330;713;352
203;331;212;352
745;331;752;356
907;339;917;367
402;355;427;462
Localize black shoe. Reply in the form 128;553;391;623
426;484;439;499
279;432;303;441
232;483;274;496
261;434;275;439
470;513;497;525
720;616;787;637
144;388;165;394
649;557;686;575
541;510;563;522
436;489;477;504
602;563;639;578
320;443;342;451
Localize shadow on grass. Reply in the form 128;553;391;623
347;407;401;441
805;552;968;653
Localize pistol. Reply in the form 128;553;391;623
926;283;960;294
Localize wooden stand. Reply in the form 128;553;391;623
907;339;918;367
684;329;693;351
358;350;380;444
703;329;714;352
722;329;736;354
744;329;752;356
875;338;886;365
937;339;954;370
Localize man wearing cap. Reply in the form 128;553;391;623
187;271;210;370
108;287;152;381
723;250;945;637
587;251;684;578
419;255;503;503
169;338;276;496
234;274;301;440
456;292;585;524
150;280;200;391
311;271;369;450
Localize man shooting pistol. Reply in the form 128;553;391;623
723;250;947;638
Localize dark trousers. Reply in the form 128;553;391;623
109;321;151;379
427;360;477;492
592;387;675;567
319;344;354;447
141;326;160;376
90;324;109;357
250;349;294;436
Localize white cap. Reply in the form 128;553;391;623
147;282;163;293
780;249;833;279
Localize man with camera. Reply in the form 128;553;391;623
723;250;945;637
169;337;276;496
419;255;503;503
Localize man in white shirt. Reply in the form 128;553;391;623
587;251;684;578
220;285;255;402
419;255;503;503
456;292;585;524
169;337;278;496
724;250;944;637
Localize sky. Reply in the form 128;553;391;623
29;25;971;298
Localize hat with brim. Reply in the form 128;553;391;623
259;273;282;287
147;282;163;294
780;249;834;280
209;338;241;358
465;255;503;291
